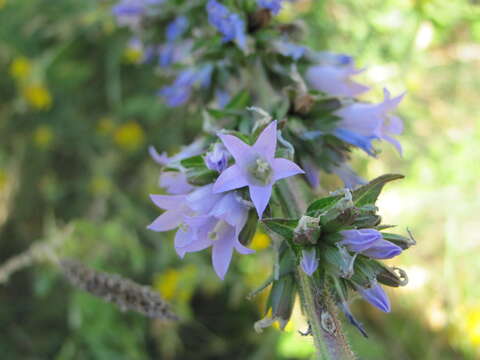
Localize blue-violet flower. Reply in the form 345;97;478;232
213;121;304;217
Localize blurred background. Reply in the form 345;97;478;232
0;0;479;359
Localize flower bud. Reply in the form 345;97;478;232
204;143;229;173
300;248;319;276
294;215;321;244
266;274;296;329
355;282;391;313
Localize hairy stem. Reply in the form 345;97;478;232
279;179;356;360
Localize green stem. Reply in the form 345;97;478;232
278;180;356;360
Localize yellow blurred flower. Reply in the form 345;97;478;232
250;231;271;251
155;268;181;301
102;20;115;35
0;0;6;9
0;169;6;191
22;84;52;110
9;57;31;80
96;116;115;135
277;0;312;22
465;307;480;346
113;121;145;151
9;56;32;80
89;176;112;196
33;125;54;149
123;47;143;64
154;265;197;302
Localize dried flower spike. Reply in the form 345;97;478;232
60;259;178;321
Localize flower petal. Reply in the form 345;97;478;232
147;209;183;232
272;158;305;181
253;120;277;160
211;227;235;279
333;128;377;157
150;194;186;210
218;133;252;166
148;145;169;165
249;184;272;218
361;239;402;259
383;135;403;156
300;248;319;276
357;284;391;313
212;164;248;193
210;192;248;229
234;239;255;255
301;158;320;189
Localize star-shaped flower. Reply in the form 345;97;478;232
212;121;304;217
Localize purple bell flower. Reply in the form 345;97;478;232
213;121;304;218
331;162;366;189
158;69;197;107
206;0;247;50
300;248;319;276
205;143;230;173
274;40;306;61
147;194;192;232
306;61;370;98
333;88;405;155
166;16;188;42
257;0;285;15
149;140;203;194
339;301;368;337
158;40;193;68
159;172;194;195
148;184;255;279
215;89;231;108
159;65;213;107
356;283;391;313
112;0;163;29
300;158;320;189
339;229;402;260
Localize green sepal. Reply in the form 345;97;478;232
239;210;258;247
350;257;381;286
306;195;342;217
205;108;241;120
376;265;408;288
322;244;355;278
352;174;404;206
381;232;416;249
262;218;298;242
225;89;250;110
265;273;297;328
352;205;381;228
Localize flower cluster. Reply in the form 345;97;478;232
111;0;406;190
112;0;417;343
264;177;414;334
148;120;304;279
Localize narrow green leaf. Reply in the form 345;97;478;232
306;195;341;216
180;155;205;168
225;90;250;110
262;218;298;240
352;174;404;206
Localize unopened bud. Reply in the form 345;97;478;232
294;215;321;244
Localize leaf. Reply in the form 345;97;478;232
185;167;217;186
306;195;341;216
225;90;250;110
262;218;298;241
180;155;205;168
352;174;404;206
